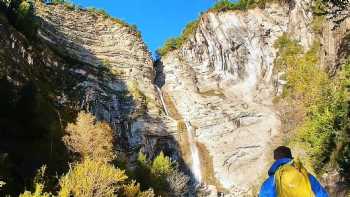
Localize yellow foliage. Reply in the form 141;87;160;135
122;181;155;197
63;112;116;162
123;181;141;197
151;151;173;177
274;36;331;108
19;184;52;197
58;159;128;197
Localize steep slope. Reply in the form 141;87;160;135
0;2;179;194
156;0;350;195
34;2;179;158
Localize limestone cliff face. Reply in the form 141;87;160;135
0;2;179;166
1;0;350;196
34;2;178;159
156;0;349;195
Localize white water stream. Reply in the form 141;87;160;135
155;85;202;183
155;86;170;116
184;121;202;183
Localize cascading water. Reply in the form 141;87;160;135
155;85;202;183
155;86;170;116
184;121;202;183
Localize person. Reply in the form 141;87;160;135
259;146;329;197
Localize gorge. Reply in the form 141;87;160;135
0;0;350;196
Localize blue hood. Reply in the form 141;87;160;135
268;158;292;176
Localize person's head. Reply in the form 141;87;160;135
273;146;293;160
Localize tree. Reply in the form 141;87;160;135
135;152;189;196
151;152;173;178
58;159;128;197
63;112;116;162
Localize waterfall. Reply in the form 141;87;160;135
155;85;202;183
185;121;202;183
155;86;169;116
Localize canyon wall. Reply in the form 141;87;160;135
157;0;350;195
1;0;349;196
0;1;179;171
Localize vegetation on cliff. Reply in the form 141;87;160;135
11;112;188;197
52;0;142;38
157;0;349;57
156;0;281;57
0;0;142;40
156;20;199;57
274;34;350;177
0;0;38;39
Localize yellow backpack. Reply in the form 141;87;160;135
275;160;315;197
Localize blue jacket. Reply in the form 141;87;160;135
259;158;329;197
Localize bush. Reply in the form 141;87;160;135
166;170;190;196
58;159;128;197
151;152;173;177
2;0;39;39
157;0;280;57
274;35;350;172
19;166;53;197
58;159;154;197
134;152;189;196
157;20;199;56
210;0;256;12
122;181;155;197
19;184;53;197
63;112;116;162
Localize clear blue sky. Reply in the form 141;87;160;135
72;0;216;56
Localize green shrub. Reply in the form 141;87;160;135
157;0;280;56
51;0;66;4
210;0;256;12
274;35;350;172
151;152;173;178
134;152;189;196
0;0;38;39
157;20;199;56
15;0;38;39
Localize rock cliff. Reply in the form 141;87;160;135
1;0;349;196
0;1;179;174
34;2;180;159
156;0;350;195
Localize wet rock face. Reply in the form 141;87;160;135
157;1;314;195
